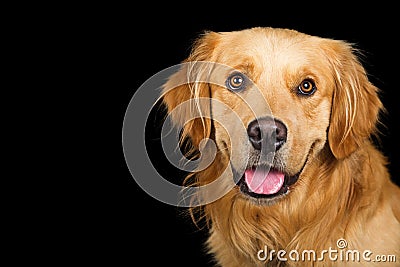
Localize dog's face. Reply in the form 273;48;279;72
162;27;381;206
206;29;334;204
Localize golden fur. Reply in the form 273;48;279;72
162;27;400;266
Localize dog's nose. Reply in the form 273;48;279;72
247;117;287;152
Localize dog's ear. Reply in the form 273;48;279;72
323;40;383;159
161;31;220;149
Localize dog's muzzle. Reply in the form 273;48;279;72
240;118;288;195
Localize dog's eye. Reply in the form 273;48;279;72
297;79;316;96
226;72;246;91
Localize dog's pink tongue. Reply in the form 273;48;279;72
245;168;284;194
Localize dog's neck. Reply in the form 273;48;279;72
202;141;390;265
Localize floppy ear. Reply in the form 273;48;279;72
161;31;220;149
323;40;383;159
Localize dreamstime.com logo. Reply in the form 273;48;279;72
257;238;397;264
122;62;276;207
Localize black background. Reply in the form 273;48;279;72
105;6;399;267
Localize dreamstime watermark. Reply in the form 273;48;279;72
122;61;276;207
257;238;397;264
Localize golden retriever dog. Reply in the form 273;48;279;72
161;27;400;266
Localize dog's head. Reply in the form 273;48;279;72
162;27;382;206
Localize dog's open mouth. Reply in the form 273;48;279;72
236;166;300;199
